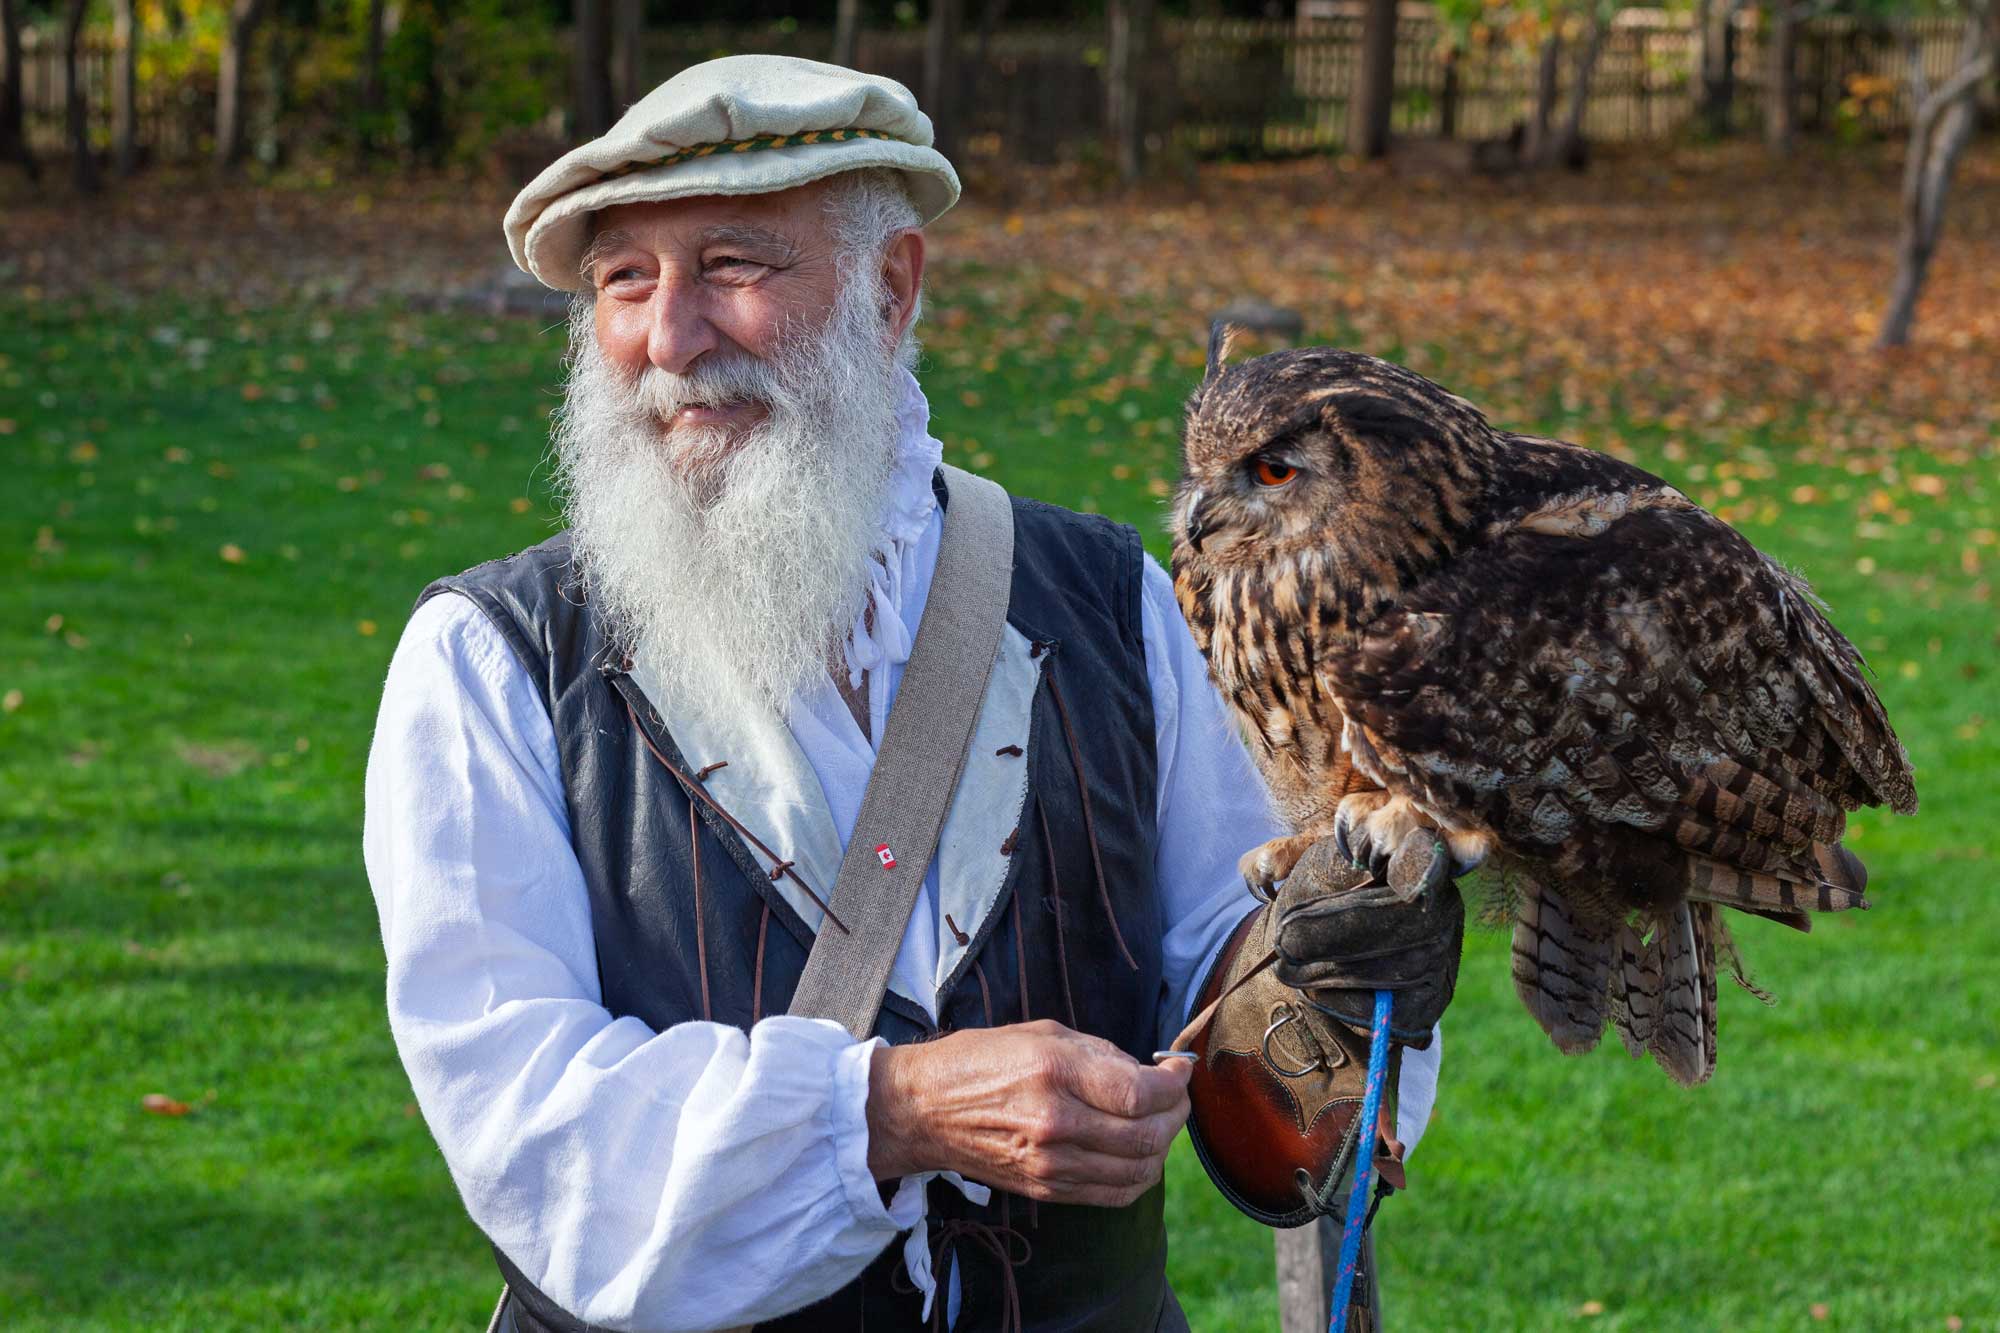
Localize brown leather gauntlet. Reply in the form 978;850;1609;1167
1181;897;1406;1228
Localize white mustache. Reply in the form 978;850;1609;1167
631;356;788;420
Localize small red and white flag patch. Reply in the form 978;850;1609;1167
874;843;897;869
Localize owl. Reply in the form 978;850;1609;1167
1169;334;1917;1085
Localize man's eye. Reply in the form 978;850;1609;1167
601;265;648;286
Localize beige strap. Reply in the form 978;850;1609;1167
788;464;1016;1038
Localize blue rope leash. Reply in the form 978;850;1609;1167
1328;989;1393;1333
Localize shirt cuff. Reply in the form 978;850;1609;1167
831;1035;904;1231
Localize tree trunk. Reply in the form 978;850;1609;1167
613;0;643;111
262;9;299;167
832;0;860;67
1523;31;1563;165
1106;0;1156;179
1716;1;1739;133
1439;44;1459;139
923;0;962;159
1347;0;1396;158
403;1;448;162
360;0;386;112
1764;1;1797;155
0;0;37;180
1550;15;1607;167
1700;0;1741;136
1694;0;1714;122
63;0;97;192
113;0;138;174
1876;14;1995;349
215;0;269;170
572;0;615;139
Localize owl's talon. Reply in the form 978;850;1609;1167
1332;812;1357;868
1385;833;1451;902
1239;833;1320;899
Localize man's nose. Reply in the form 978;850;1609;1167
645;278;720;376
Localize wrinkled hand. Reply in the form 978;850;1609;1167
866;1019;1191;1208
1272;834;1466;1046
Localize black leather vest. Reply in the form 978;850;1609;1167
422;485;1175;1331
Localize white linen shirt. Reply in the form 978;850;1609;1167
362;370;1441;1332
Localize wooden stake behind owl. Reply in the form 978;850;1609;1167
1170;332;1916;1086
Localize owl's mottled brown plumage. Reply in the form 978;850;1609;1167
1170;339;1917;1085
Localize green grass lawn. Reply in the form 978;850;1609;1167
2;290;1994;1331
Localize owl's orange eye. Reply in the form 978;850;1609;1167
1254;459;1298;487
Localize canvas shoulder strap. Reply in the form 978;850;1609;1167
787;463;1016;1038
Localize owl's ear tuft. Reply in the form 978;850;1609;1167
1203;321;1245;389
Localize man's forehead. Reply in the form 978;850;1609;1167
592;182;836;250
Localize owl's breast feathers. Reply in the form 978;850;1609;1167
1323;436;1916;921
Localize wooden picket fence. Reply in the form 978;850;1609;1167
16;6;1989;171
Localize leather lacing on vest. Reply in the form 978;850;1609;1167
1043;671;1139;974
892;1216;1033;1333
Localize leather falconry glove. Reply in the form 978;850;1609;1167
1179;829;1466;1228
1273;834;1465;1047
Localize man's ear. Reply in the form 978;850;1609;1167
881;229;926;346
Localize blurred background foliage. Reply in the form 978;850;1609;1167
2;0;1996;1327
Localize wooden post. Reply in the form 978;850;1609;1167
1277;1219;1380;1332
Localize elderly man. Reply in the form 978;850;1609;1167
364;55;1459;1333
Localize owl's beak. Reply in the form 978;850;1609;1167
1182;489;1217;552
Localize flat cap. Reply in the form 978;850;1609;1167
504;54;960;292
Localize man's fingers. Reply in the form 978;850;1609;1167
1063;1042;1190;1119
1058;1101;1188;1162
1014;1141;1173;1204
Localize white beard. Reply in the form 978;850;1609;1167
551;275;906;723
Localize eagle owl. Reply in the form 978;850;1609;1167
1169;338;1917;1085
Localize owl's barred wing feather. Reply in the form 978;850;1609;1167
1326;504;1911;890
1324;501;1912;1083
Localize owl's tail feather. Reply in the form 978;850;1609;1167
1510;883;1615;1055
1608;919;1662;1057
1647;900;1719;1087
1682;844;1870;917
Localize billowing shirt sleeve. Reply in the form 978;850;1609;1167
363;594;916;1332
1137;556;1442;1153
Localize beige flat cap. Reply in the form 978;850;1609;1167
504;54;960;292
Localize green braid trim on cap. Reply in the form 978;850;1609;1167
599;127;907;182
